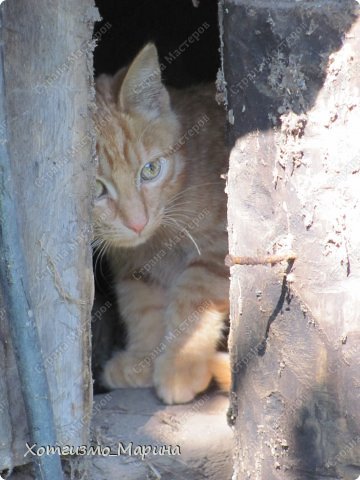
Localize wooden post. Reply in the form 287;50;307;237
221;0;360;477
0;0;96;470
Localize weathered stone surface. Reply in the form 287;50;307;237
221;0;360;478
221;0;357;139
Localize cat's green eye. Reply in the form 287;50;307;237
95;179;107;198
140;159;162;182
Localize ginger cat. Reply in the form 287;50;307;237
93;43;230;404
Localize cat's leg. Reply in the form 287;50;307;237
153;261;229;404
102;280;166;389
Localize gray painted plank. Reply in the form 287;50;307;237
0;0;96;470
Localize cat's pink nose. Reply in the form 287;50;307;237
126;219;148;234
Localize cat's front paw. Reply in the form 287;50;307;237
153;353;212;404
102;351;154;389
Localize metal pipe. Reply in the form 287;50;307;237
0;11;63;480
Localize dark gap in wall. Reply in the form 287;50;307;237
91;0;221;392
93;0;220;86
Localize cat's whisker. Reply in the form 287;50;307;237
157;224;181;245
91;238;103;249
167;194;206;204
164;203;206;217
174;221;201;256
163;215;192;226
158;223;178;236
164;209;199;218
160;219;186;237
92;237;105;252
93;239;107;276
166;198;209;212
167;193;206;204
164;203;200;212
159;219;179;230
167;182;223;205
164;213;198;225
165;207;204;218
169;182;222;198
161;217;201;256
165;200;202;208
95;228;126;241
163;214;190;226
99;241;113;280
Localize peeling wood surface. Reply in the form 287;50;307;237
222;1;360;478
0;0;96;470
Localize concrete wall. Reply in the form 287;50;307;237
221;1;360;478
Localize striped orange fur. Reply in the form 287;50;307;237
94;44;230;404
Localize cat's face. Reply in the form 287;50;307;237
94;44;185;248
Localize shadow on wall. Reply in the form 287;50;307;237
293;386;360;479
222;1;358;139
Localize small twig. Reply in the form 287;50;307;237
225;252;297;267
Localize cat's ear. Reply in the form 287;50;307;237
118;43;170;119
